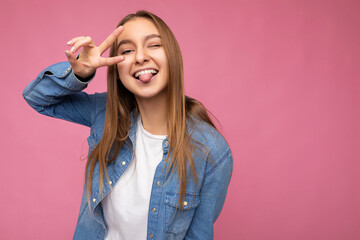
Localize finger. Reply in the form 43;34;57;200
70;36;94;53
64;50;79;67
98;55;125;67
67;36;85;46
98;26;124;55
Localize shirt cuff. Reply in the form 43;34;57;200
74;71;96;83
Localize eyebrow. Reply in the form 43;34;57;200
117;34;161;48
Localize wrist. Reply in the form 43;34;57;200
74;71;96;82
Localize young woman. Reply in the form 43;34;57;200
23;10;233;240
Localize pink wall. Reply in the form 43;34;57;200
1;0;359;239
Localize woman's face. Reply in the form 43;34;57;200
116;18;169;100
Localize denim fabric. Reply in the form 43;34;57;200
23;62;233;240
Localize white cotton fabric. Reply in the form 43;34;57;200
102;115;166;240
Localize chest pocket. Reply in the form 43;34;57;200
165;192;200;236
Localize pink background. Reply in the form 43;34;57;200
1;0;359;239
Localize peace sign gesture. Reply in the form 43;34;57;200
64;26;125;79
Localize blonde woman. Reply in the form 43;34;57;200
23;10;233;240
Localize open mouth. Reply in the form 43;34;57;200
133;69;159;80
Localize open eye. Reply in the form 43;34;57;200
121;50;133;55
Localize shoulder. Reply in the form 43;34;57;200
88;92;107;129
187;116;230;154
93;92;107;104
187;116;232;175
90;92;107;111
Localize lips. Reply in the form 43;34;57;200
132;68;159;79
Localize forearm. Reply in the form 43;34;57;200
23;61;96;127
23;62;93;108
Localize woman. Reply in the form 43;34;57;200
23;10;233;240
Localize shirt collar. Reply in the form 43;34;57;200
127;109;200;146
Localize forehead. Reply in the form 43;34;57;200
117;18;160;42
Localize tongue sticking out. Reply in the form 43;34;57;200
138;73;153;83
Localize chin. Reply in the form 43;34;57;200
134;87;168;100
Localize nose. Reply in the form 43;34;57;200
135;48;149;64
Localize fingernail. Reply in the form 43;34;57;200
67;40;72;45
70;47;75;52
65;51;70;57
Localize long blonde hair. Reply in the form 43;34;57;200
85;10;217;211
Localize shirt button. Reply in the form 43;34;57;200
164;140;169;145
109;180;112;185
156;181;161;186
67;67;71;71
122;161;126;165
152;208;156;212
92;198;96;203
184;201;188;206
149;233;154;238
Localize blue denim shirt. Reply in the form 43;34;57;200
23;62;233;240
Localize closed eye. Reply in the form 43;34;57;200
150;44;162;48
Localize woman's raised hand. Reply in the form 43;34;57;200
65;26;125;79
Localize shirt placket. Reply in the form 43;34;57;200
146;138;169;239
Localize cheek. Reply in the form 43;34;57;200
117;62;129;78
118;76;132;93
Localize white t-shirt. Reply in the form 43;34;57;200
102;115;166;240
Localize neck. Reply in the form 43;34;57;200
135;91;168;135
